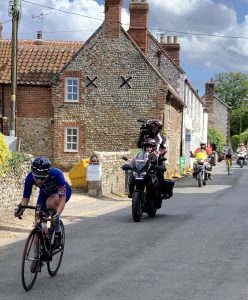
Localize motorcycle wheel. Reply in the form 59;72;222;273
198;172;202;187
132;192;142;222
240;160;244;168
147;206;157;217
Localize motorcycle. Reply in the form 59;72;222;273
193;151;210;187
122;151;166;222
237;151;247;168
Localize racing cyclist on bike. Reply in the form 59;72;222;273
14;156;72;252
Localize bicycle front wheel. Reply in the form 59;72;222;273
21;229;40;291
47;220;65;277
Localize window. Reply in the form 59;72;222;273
65;127;78;152
65;77;79;102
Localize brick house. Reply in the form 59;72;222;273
0;0;185;170
202;81;231;144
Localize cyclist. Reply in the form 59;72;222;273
14;156;72;252
224;147;233;164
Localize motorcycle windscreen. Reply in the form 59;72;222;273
132;151;149;172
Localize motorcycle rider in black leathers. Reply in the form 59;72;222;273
128;119;168;206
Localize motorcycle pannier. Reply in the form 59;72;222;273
164;179;174;198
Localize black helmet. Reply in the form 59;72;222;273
144;138;157;148
31;156;51;178
148;119;163;129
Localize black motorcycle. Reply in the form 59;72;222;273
122;151;166;222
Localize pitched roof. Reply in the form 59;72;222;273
0;39;82;85
201;94;231;109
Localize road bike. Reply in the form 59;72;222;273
226;158;232;175
17;205;65;291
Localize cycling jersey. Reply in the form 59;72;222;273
23;167;71;199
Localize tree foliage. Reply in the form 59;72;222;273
214;72;248;108
231;135;240;151
207;127;225;155
230;108;248;136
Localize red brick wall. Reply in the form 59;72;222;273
128;2;148;54
2;85;53;134
17;86;53;117
104;0;123;39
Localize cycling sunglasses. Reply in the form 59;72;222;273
32;174;49;181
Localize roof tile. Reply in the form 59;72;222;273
0;39;82;85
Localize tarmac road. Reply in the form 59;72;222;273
1;161;248;299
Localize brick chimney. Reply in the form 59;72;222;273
204;80;215;124
104;0;123;39
128;0;149;55
161;35;180;67
0;23;3;39
34;31;44;45
205;80;215;103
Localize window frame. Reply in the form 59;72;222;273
64;127;79;152
65;77;79;102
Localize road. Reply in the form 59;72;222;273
1;162;248;300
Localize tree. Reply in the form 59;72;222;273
214;72;248;108
207;127;225;155
230;108;248;136
214;72;248;136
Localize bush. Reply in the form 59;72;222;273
0;133;12;175
207;127;225;155
7;152;32;174
240;129;248;146
231;135;240;151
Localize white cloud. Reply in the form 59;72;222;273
0;0;247;83
148;0;248;74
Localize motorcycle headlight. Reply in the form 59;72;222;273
133;171;146;178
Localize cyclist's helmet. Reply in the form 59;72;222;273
200;139;207;145
31;156;51;178
144;138;157;148
239;143;244;146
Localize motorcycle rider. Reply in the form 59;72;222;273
237;143;247;154
193;140;213;179
137;119;167;158
236;143;247;165
128;138;157;199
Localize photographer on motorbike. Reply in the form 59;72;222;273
137;119;167;159
128;138;158;199
193;140;213;179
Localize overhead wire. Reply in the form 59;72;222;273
21;0;248;40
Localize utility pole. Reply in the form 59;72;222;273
9;0;21;136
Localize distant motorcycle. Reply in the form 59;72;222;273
193;151;210;187
122;151;166;222
237;151;247;168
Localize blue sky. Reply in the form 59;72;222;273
0;0;247;96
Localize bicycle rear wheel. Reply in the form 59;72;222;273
227;160;231;175
21;229;40;291
47;220;65;277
